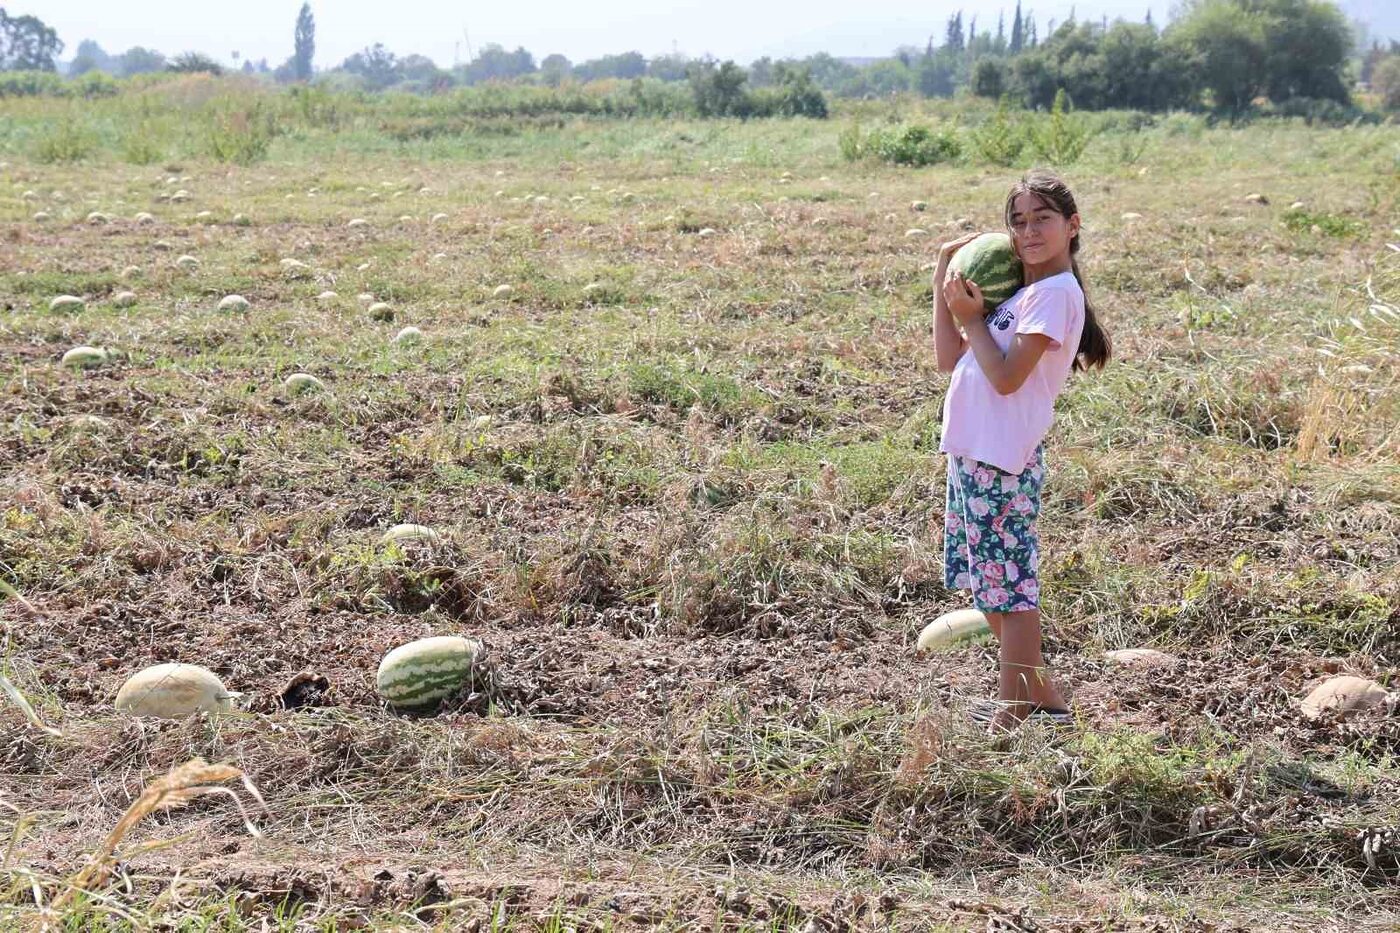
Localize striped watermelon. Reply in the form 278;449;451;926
948;232;1023;313
376;635;481;710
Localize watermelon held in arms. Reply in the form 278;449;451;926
947;232;1023;314
376;635;483;711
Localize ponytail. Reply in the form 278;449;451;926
1069;254;1110;373
1006;169;1112;373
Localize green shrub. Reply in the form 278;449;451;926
206;99;278;164
1282;208;1365;238
0;70;65;97
969;100;1025;166
1029;89;1094;165
33;118;97;163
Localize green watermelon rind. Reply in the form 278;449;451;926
377;637;480;709
948;232;1023;313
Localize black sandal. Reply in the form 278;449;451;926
969;700;1074;725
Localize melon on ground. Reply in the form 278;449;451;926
116;663;238;718
62;346;110;368
916;608;990;651
381;523;440;546
377;636;482;710
50;295;85;313
948;232;1023;313
1300;675;1389;719
284;373;325;396
218;294;250;312
1103;648;1179;668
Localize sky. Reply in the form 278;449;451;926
28;0;1398;69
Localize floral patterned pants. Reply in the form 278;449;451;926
942;444;1045;613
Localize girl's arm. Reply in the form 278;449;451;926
944;272;1053;395
933;235;978;373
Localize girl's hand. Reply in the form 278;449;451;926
936;231;981;266
942;271;984;326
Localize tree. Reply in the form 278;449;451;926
572;51;644;81
1255;0;1351;104
1373;55;1400;111
689;58;750;116
944;12;965;52
647;52;691;82
293;2;315;81
917;53;957;96
1167;0;1351;112
119;46;166;75
167;51;224;75
1166;0;1266;113
68;39;112;76
1011;2;1025;53
972;58;1007;98
341;44;400;89
0;9;64;71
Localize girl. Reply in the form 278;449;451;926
932;169;1111;735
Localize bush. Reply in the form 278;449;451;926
1265;95;1381;127
1029;89;1094;165
838;122;964;167
0;70;65;97
206;99;278;164
871;123;963;166
33;118;97;163
969;100;1025;166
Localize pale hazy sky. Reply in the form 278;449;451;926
38;1;1164;68
29;1;1395;69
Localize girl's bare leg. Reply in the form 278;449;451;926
984;609;1067;724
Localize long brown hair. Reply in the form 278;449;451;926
1003;169;1111;372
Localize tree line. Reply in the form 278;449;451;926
4;1;1400;116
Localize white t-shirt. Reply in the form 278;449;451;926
939;271;1086;475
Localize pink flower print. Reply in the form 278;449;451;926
973;466;994;489
1004;561;1020;583
965;525;982;547
1001;473;1019;494
982;586;1010;607
981;561;1005;585
1030;465;1043;482
1007;601;1036;612
1001;532;1019;549
1015;579;1039;600
1028;551;1039;572
1010;493;1034;515
945;511;963;533
1024;451;1039;471
968;496;991;518
954;571;971;588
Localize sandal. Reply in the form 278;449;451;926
969;700;1075;726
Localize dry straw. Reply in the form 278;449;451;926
43;758;266;923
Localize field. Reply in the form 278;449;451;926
2;83;1399;929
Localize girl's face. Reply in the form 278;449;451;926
1008;191;1080;266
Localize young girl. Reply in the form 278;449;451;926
932;169;1111;735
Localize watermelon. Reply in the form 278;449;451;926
916;608;990;651
116;663;240;719
948;232;1023;314
377;635;482;710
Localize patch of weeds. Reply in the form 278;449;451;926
1282;208;1365;239
626;360;759;425
731;439;931;508
33;117;98;163
1159;368;1301;450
